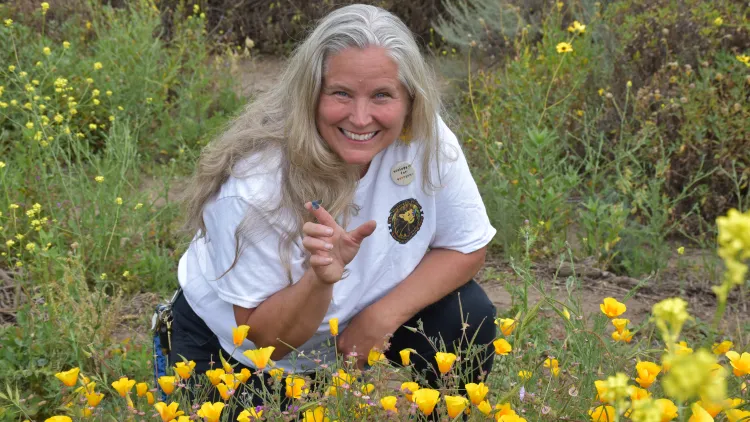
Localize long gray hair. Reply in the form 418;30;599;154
182;4;444;281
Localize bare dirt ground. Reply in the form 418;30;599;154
118;55;748;345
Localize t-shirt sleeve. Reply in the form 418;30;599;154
429;119;497;253
202;196;304;309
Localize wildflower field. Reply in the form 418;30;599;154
0;0;749;421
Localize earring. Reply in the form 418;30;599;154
399;126;412;144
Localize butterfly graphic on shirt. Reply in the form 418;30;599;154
387;198;424;244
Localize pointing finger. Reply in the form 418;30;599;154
306;201;339;230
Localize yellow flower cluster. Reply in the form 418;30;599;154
714;208;750;301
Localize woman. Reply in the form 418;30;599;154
172;2;497;408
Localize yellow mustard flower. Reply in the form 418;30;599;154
600;297;627;318
380;395;398;413
43;47;51;56
494;338;512;355
412;388;440;416
329;317;338;336
243;346;275;370
93;62;103;70
4;19;12;27
677;246;685;255
713;17;723;26
518;370;532;381
95;175;104;183
54;367;80;387
62;41;70;49
435;352;457;374
196;402;225;422
154;402;184;422
567;20;586;34
662;349;725;402
232;325;250;346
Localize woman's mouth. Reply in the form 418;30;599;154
340;128;379;141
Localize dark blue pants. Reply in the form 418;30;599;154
168;279;497;415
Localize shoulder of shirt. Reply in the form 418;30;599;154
216;147;283;206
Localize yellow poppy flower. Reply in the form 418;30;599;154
285;376;306;399
600;297;626;318
237;407;263;421
435;352;457;374
655;398;677;421
216;383;232;401
205;368;225;386
412;388;440;415
85;391;104;407
444;395;468;418
302;406;329;422
726;409;750;422
399;348;412;366
157;376;176;395
400;381;419;401
154;401;184;422
146;391;155;404
635;361;661;388
243;346;275;370
477;400;492;415
368;348;386;366
220;373;240;390
725;351;750;376
465;382;488;405
380;395;398;413
712;341;733;355
135;382;148;397
493;338;512;355
612;318;630;334
54;367;80;387
44;417;72;422
232;325;250;346
174;361;196;379
589;405;616;421
269;367;284;381
196;402;225;422
329;318;338;336
111;377;136;397
495;318;516;336
689;402;714;422
234;368;251;384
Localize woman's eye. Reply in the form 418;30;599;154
375;92;391;99
334;91;349;97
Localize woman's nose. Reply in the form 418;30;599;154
349;98;373;128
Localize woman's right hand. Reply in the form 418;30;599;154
302;201;377;284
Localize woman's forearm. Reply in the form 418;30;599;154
233;268;333;360
368;247;487;329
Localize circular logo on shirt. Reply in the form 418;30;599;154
387;198;424;244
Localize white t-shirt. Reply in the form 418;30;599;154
178;116;496;371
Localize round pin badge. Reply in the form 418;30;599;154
390;161;415;186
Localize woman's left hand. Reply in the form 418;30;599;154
336;305;401;369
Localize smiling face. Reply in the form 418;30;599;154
316;46;411;171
